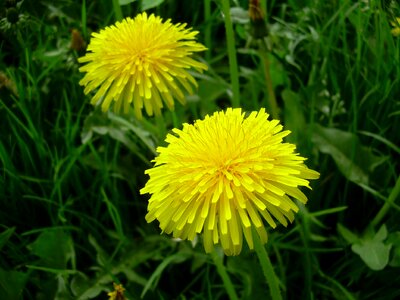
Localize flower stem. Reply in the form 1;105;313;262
211;250;239;300
259;41;279;119
371;175;400;228
252;227;283;300
220;0;241;107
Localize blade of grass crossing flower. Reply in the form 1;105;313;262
252;227;283;300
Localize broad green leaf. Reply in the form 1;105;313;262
141;0;164;11
352;242;391;271
351;225;392;271
28;229;74;269
0;227;15;250
312;125;384;185
0;269;28;300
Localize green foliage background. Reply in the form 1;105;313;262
0;0;399;299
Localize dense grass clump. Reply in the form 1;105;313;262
1;0;399;299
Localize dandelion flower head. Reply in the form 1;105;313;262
108;282;126;300
391;17;400;36
141;108;320;255
79;12;207;118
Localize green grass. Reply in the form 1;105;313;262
1;0;400;299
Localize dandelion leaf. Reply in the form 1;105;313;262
28;229;74;269
312;124;384;186
351;225;392;271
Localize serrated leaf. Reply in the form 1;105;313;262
312;125;384;185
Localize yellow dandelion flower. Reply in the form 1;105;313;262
108;282;126;300
78;12;207;118
141;108;320;256
391;17;400;36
